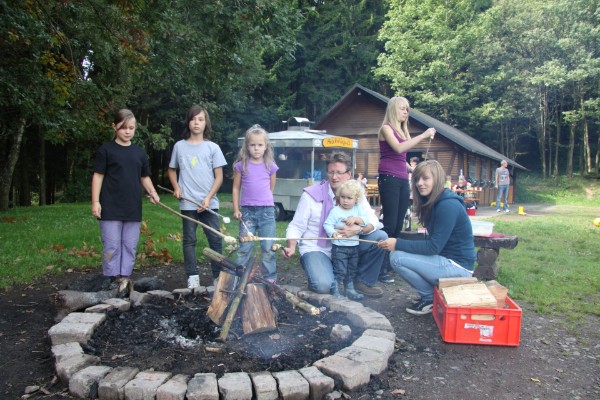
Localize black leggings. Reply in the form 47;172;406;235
378;174;410;239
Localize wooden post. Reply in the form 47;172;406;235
241;283;277;335
207;271;238;325
218;257;256;342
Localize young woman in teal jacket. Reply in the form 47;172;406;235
378;160;476;315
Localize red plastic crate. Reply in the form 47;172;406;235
433;287;522;346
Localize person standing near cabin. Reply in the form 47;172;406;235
91;109;160;293
232;125;279;282
283;151;386;298
168;104;227;289
377;96;436;283
377;160;476;315
495;159;510;213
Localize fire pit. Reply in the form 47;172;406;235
49;275;396;399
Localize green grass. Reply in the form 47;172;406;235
1;176;599;321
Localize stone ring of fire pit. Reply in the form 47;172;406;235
49;285;395;399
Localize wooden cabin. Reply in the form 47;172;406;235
313;84;526;206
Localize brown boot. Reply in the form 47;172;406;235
354;281;383;298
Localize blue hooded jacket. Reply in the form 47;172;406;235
394;189;476;270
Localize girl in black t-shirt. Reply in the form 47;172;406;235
91;109;160;293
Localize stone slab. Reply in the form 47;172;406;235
156;374;189;400
218;372;252;400
124;370;172;400
313;355;371;391
98;366;140;400
272;370;310;400
69;365;112;399
298;366;335;400
249;371;278;400
187;373;218;400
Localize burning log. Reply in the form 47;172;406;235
218;257;257;342
202;248;320;316
207;271;238;325
241;283;277;335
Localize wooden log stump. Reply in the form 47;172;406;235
241;283;277;335
207;271;238;325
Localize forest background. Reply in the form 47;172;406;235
1;0;599;211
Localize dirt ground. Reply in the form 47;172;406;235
1;259;599;400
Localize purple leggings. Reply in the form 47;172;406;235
99;220;141;277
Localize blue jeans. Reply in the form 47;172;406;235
300;230;387;293
496;184;509;211
331;244;359;284
389;251;473;301
236;206;277;281
181;209;222;278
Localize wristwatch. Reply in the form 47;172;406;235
358;227;365;236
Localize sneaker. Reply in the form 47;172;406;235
378;273;395;283
354;281;383;298
496;209;501;213
406;299;433;315
187;275;200;289
505;209;510;213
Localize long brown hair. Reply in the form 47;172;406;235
182;104;212;140
411;160;446;226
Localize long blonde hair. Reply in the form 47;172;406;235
411;160;446;226
236;124;274;175
381;96;411;140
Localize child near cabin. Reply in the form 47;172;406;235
232;125;279;282
323;179;370;300
168;104;227;289
91;109;160;294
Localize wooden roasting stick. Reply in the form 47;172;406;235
203;248;320;316
154;201;237;244
156;185;235;225
239;235;380;244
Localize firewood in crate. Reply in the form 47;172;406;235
441;282;498;308
241;283;277;335
485;280;509;308
207;271;238;326
438;277;479;289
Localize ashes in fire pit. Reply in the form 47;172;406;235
85;291;357;377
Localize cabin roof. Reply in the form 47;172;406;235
316;83;526;170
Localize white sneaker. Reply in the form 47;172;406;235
187;275;200;289
505;209;510;213
496;209;501;213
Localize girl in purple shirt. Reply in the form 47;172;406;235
232;125;279;281
378;97;436;282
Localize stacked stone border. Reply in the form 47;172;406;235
49;285;395;399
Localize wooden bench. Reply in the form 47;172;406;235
397;231;519;280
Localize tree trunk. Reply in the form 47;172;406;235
567;122;575;178
538;86;548;179
0;118;26;211
39;130;47;206
553;110;561;178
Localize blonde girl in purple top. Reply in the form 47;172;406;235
232;125;279;281
377;97;436;282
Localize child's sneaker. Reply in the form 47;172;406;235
406;299;433;315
